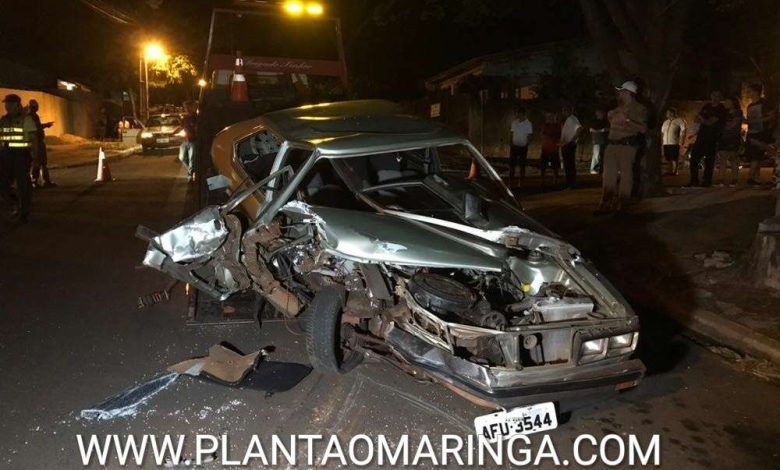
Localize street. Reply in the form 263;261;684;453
1;152;778;469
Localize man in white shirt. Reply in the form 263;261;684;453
560;105;582;188
508;107;533;187
661;108;687;175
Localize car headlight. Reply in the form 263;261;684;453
175;129;186;138
607;332;639;357
579;338;607;364
579;332;638;364
140;131;153;139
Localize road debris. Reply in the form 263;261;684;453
137;281;180;309
81;344;269;421
694;250;734;269
80;372;179;421
167;343;267;386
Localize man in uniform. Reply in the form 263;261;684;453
596;81;648;214
0;94;38;222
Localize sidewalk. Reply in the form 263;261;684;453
47;141;141;170
521;174;780;368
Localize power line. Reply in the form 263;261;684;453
78;0;137;25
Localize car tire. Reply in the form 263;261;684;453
302;286;362;374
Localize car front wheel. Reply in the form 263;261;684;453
302;286;363;374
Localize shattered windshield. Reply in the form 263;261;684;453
291;143;514;222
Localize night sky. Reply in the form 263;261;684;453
0;0;585;98
0;0;776;100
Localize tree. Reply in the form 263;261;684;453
534;46;608;117
148;54;197;88
578;0;695;197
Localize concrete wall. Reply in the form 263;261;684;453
0;87;97;138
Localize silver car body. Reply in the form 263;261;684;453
139;100;644;408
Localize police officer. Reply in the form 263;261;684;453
0;94;38;222
596;81;648;214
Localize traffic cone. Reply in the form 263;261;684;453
230;50;249;103
94;147;113;182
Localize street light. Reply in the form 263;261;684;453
283;1;304;16
282;1;323;17
305;2;323;15
144;43;165;61
197;78;207;87
139;41;166;121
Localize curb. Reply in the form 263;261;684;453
48;145;142;170
634;285;780;367
680;307;780;366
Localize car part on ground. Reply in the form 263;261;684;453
168;344;268;385
80;372;180;421
81;343;310;421
138;100;644;408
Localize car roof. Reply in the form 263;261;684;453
233;100;466;156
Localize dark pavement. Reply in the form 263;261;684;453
1;153;779;469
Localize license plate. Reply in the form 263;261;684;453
474;402;557;442
157;137;170;143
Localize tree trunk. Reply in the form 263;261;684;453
747;190;780;289
748;215;780;291
641;130;663;198
578;0;693;199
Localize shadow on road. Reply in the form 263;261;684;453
529;204;696;381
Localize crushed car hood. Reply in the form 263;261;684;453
283;204;513;271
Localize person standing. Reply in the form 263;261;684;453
539;111;561;187
559;105;582;189
27;99;55;187
508;106;533;188
717;96;744;186
745;83;773;185
179;101;198;182
589;109;608;174
596;81;648;214
661;108;686;176
688;91;726;187
0;94;38;222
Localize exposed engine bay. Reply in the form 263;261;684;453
258;207;638;374
139;192;640;405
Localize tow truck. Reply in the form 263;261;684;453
190;1;348;323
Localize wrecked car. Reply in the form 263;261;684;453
138;100;644;411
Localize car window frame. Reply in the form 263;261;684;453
232;125;286;192
257;140;516;224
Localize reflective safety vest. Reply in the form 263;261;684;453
0;115;32;149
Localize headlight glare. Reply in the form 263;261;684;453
607;332;639;357
609;333;633;348
582;338;606;353
579;338;607;364
141;131;153;139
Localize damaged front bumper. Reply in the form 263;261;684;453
385;326;645;409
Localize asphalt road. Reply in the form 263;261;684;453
0;153;778;469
